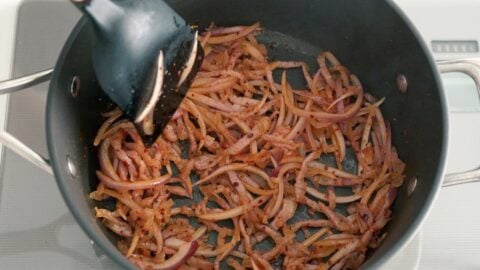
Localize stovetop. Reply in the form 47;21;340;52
0;0;479;269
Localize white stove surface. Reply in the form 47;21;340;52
0;0;479;269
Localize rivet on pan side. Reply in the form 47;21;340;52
397;74;408;93
407;176;417;197
66;156;77;178
70;76;81;97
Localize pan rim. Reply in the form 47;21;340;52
46;17;138;270
360;0;449;269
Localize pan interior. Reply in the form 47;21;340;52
95;26;361;254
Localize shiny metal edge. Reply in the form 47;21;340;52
45;17;137;270
361;1;450;269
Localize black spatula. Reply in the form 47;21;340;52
72;0;203;140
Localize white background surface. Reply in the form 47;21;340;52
0;0;479;269
0;0;21;132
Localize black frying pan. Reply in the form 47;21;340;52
1;0;480;269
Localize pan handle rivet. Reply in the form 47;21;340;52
407;176;417;197
70;76;81;97
397;74;408;93
67;156;77;178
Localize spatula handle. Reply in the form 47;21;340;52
70;0;122;35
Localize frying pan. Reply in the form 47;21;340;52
1;0;480;269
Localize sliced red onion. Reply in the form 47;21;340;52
96;171;170;191
208;25;245;36
138;241;198;270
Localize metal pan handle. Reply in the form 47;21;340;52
0;69;54;175
0;69;53;95
0;131;52;174
437;59;480;186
